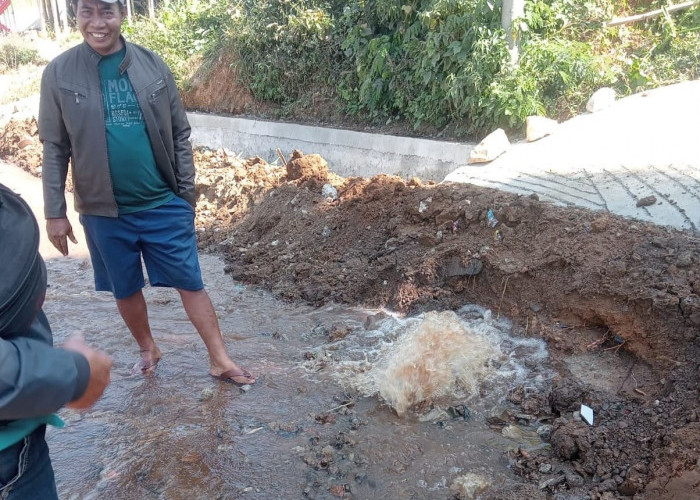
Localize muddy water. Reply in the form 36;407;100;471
43;254;554;500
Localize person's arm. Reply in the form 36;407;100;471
38;64;72;221
165;65;196;207
0;313;91;419
38;64;79;255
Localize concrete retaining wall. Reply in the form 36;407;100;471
187;113;474;181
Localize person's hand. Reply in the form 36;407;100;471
62;334;113;410
46;218;77;256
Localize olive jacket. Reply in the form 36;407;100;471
38;37;196;218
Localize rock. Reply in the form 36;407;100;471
586;87;616;112
449;473;490;499
443;258;483;277
502;424;524;440
550;379;586;412
418;406;451;423
538;475;566;490
322;183;338;200
467;128;511;164
636;195;657;207
199;388;214;401
598;478;619;492
565;470;584;487
329;484;345;497
537;424;553;441
539;463;553;474
446;405;472;420
591;216;612;233
526;116;558;142
551;428;579;460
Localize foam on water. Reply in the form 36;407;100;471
308;305;553;416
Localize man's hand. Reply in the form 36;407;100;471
62;334;113;410
46;218;77;256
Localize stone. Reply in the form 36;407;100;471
537;424;553;441
539;475;566;490
467;128;511;164
443;258;483;277
322;184;338;200
449;473;490;499
526;116;558;142
636;195;657;207
586;87;616;112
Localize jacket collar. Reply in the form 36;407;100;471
79;35;131;74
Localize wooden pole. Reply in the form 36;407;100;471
605;0;699;27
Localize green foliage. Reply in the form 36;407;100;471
123;0;230;87
225;0;342;104
0;39;44;73
616;4;700;92
129;0;700;137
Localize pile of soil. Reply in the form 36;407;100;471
2;117;699;500
0;117;42;177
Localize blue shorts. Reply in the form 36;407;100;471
79;196;204;299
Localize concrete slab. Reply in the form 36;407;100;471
188;113;475;181
444;80;700;234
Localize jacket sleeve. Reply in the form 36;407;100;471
38;64;72;219
0;312;90;420
166;66;196;208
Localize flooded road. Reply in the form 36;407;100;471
43;253;555;500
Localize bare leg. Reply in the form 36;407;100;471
116;290;162;372
177;288;255;384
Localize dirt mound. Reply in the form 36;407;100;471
2;110;700;497
199;154;699;500
0;117;42;177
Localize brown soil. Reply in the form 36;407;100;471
2;117;700;500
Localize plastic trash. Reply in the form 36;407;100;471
487;209;499;228
580;404;594;425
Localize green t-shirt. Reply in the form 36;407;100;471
98;47;174;214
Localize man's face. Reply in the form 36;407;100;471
74;0;125;56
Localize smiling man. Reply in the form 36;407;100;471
37;0;256;387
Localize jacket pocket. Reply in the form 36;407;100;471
58;83;90;133
146;78;168;104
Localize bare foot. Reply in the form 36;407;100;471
132;347;162;374
210;363;256;386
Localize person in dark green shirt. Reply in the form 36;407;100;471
39;0;256;387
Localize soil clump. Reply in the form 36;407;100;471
2;116;700;500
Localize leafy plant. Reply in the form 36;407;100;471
0;39;44;73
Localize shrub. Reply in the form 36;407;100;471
0;39;44;73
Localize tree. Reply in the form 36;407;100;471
502;0;525;64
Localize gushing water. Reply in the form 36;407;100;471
42;254;554;499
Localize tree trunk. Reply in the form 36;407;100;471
59;0;68;33
148;0;154;18
49;0;62;37
37;0;46;32
501;0;525;64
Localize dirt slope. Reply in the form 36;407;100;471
2;115;700;499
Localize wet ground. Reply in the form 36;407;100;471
43;254;554;500
2;63;700;497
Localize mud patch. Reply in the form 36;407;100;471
2;115;700;498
